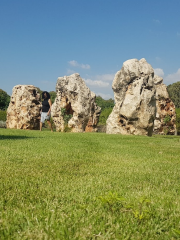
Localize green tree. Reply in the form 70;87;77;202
36;87;43;101
0;89;10;110
0;110;7;121
176;108;180;135
37;87;43;96
96;96;114;111
99;108;113;125
49;91;56;104
95;96;114;125
167;82;180;108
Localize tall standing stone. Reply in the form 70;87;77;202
153;75;176;135
6;85;41;130
51;73;101;132
106;58;156;136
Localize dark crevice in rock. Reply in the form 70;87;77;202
119;119;126;126
128;117;138;123
145;86;153;91
140;86;143;95
65;102;74;115
119;114;128;120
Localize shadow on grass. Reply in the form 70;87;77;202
161;136;179;139
0;135;39;140
153;135;179;139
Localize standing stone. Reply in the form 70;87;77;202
6;85;41;130
106;58;156;136
51;73;101;132
153;75;176;135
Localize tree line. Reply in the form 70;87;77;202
0;89;10;110
167;82;180;108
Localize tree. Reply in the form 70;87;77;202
95;96;115;125
96;96;114;111
99;108;113;125
49;91;56;104
167;82;180;108
0;89;10;110
176;108;180;135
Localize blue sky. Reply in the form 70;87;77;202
0;0;180;99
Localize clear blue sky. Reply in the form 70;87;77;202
0;0;180;99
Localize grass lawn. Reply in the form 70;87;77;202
0;128;180;239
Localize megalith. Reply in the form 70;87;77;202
51;73;101;132
153;75;176;135
6;85;41;130
106;58;156;136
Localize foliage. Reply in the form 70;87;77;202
0;120;6;128
43;117;56;130
0;89;10;110
98;192;125;212
176;108;180;135
61;107;72;124
95;96;114;126
0;129;180;239
99;108;113;125
0;110;7;122
96;96;114;111
63;125;72;132
36;87;43;98
167;81;180;108
131;197;152;221
163;114;172;135
49;91;56;104
98;193;151;221
164;114;171;124
61;107;73;132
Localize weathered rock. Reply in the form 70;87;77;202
106;58;156;136
153;75;176;135
51;73;101;132
6;85;41;130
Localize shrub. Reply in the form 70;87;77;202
0;89;10;110
176;108;180;135
0;121;6;128
44;117;56;130
61;108;72;124
61;108;72;132
0;110;7;122
49;91;56;104
98;108;113;125
167;82;180;108
96;96;114;111
164;114;171;124
64;125;72;132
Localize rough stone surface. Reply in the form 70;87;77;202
153;75;176;135
106;58;156;136
6;85;41;130
51;73;101;132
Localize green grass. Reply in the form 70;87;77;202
0;129;180;240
